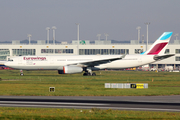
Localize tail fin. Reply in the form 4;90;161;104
144;32;173;55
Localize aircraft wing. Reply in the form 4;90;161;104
71;54;126;67
153;54;175;61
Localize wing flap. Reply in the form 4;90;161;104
70;54;126;67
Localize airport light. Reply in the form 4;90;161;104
27;34;32;45
52;26;57;45
104;33;109;41
46;27;50;44
136;26;141;45
145;22;150;51
174;33;179;40
76;23;80;55
142;35;144;44
97;34;101;41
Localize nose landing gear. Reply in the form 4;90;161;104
20;70;24;76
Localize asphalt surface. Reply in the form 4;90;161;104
0;96;180;111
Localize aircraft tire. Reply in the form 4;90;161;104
20;73;24;76
92;72;96;76
83;73;88;76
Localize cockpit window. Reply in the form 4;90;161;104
8;58;13;61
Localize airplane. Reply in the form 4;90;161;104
4;32;174;76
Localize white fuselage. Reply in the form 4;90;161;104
5;54;155;70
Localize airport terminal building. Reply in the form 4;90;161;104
0;39;180;69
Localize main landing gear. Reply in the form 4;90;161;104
83;72;96;76
20;70;24;76
83;68;96;76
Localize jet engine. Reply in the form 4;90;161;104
58;66;83;74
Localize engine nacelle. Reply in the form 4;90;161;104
58;66;83;74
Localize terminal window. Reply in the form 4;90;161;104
55;49;73;54
79;49;129;55
0;49;10;61
0;56;7;61
0;49;9;51
176;57;180;61
135;49;143;54
176;49;180;54
41;49;54;53
165;49;170;54
0;49;10;55
41;49;73;54
12;49;36;56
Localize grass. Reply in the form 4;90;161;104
0;107;180;120
1;70;180;119
0;70;180;96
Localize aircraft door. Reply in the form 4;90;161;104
18;58;22;64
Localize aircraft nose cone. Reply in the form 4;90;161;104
4;62;10;67
0;61;7;66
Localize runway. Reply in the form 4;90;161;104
0;96;180;111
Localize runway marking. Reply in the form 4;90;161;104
0;101;108;106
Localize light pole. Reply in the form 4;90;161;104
174;33;179;40
136;26;141;44
76;23;80;55
97;34;101;41
52;26;57;45
46;27;50;44
142;35;144;44
27;34;32;45
145;22;150;51
104;33;109;41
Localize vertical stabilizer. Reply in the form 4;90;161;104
145;32;173;55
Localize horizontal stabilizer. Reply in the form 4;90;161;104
153;54;175;61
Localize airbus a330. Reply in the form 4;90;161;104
4;32;174;76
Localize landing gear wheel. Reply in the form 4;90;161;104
83;73;88;76
83;72;96;76
20;73;24;76
20;70;24;76
92;72;96;76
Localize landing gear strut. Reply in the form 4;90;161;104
82;67;96;76
20;70;24;76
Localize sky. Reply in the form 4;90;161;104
0;0;179;42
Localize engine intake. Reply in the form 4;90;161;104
58;66;83;74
